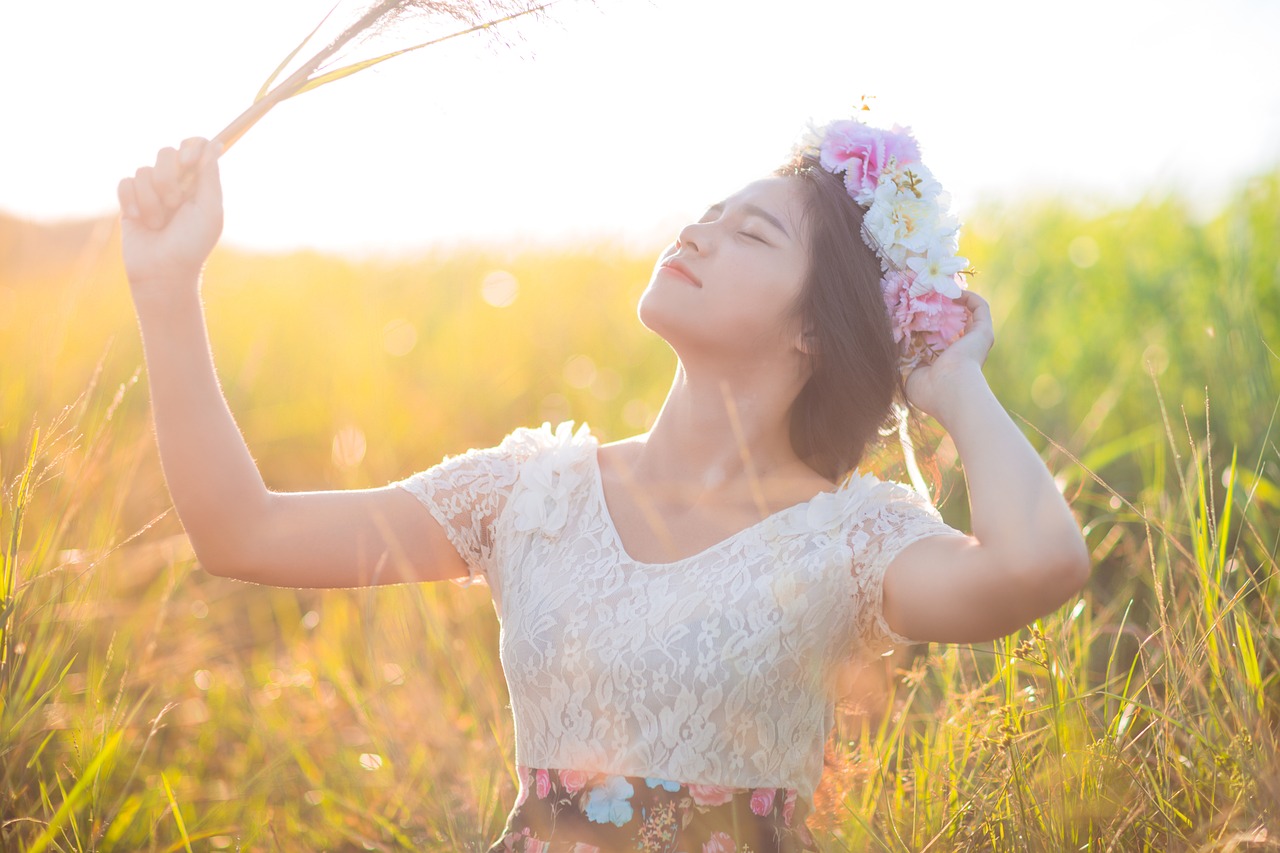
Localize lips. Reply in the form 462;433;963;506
660;258;701;287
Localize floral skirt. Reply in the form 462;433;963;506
487;766;820;853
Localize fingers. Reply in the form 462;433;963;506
119;137;219;230
117;176;140;221
958;288;989;313
195;139;223;207
179;137;205;167
154;146;184;209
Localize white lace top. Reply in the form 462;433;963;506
394;422;965;800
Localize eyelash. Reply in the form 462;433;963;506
693;214;768;244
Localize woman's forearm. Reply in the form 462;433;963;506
934;363;1090;583
133;280;271;570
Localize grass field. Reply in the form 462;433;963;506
2;167;1278;850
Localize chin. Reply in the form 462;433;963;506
636;285;671;338
638;295;729;363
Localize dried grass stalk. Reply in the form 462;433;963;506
211;0;560;154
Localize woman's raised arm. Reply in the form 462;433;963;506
118;139;468;588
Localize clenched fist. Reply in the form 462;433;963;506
118;137;223;298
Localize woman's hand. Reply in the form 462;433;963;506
904;289;995;421
117;137;224;298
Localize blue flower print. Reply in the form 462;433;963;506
645;777;681;792
584;775;635;826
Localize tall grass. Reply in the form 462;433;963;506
1;166;1277;850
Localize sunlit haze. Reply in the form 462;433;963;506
3;0;1278;255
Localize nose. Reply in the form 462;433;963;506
676;219;709;254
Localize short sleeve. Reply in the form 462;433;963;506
392;427;546;589
848;481;968;658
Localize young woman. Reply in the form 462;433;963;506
117;118;1090;851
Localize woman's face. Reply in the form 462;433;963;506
638;176;812;365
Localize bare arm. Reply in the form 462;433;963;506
882;291;1091;644
119;139;467;588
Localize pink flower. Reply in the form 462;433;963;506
883;123;923;171
702;831;736;853
919;291;970;350
881;271;970;352
783;789;797;826
749;787;776;816
559;769;589;794
820;120;921;205
688;784;736;807
536;768;551;799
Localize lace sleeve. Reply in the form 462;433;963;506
849;482;967;658
392;427;546;589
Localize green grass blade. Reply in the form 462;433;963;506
1217;445;1238;573
25;729;123;853
1233;613;1264;715
160;770;194;853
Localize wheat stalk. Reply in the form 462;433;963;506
209;0;561;154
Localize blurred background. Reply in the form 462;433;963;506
3;0;1279;849
3;0;1279;252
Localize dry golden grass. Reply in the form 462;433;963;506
2;167;1279;850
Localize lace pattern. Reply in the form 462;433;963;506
394;425;570;593
394;422;965;798
846;482;969;658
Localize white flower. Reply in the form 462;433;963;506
874;158;942;205
509;421;593;539
863;193;943;269
905;243;968;298
804;490;848;534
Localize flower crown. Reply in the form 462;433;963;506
804;117;973;372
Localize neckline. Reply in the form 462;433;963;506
586;439;848;570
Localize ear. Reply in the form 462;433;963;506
794;326;818;357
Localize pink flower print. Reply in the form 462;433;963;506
782;789;797;826
688;784;735;807
749;787;776;816
535;768;551;799
702;831;736;853
559;769;589;793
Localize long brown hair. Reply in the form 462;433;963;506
777;151;913;484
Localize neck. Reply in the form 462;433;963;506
631;359;816;497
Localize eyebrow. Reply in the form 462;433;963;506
705;202;791;239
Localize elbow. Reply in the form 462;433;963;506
1008;537;1092;609
1060;534;1093;590
190;538;263;583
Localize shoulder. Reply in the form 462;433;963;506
797;471;938;533
505;421;598;537
498;420;597;460
446;420;596;471
846;471;943;520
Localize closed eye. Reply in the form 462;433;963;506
740;231;767;244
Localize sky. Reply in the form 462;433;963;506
2;0;1279;256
